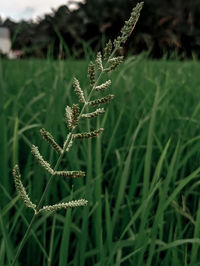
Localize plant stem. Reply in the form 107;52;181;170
11;215;36;266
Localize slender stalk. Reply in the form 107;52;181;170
48;214;56;266
11;215;36;266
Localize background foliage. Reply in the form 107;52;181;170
1;56;200;265
1;0;200;58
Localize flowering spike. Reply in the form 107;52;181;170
73;77;85;103
40;128;63;154
104;40;113;61
65;104;80;129
108;56;124;65
63;134;74;152
114;2;144;49
74;128;104;139
81;108;105;119
65;106;72;129
54;170;86;178
38;199;88;214
95;80;111;91
71;104;80;128
104;56;124;72
96;52;103;71
88;61;95;87
31;145;54;175
13;165;36;210
88;94;115;107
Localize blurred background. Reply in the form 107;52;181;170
1;0;200;59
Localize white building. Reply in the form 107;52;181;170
0;27;11;55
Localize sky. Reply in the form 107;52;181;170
0;0;83;21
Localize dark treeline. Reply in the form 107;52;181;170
1;0;200;59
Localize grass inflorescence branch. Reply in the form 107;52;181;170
40;128;63;154
13;165;36;211
11;2;143;265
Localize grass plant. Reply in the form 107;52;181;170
5;3;144;265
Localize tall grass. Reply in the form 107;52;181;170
1;56;200;265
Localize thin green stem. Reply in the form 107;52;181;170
48;214;57;266
11;215;36;266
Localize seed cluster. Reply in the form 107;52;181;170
73;77;85;103
89;95;115;107
74;128;104;139
88;61;95;87
13;165;36;210
81;108;105;119
40;128;63;154
114;2;144;49
38;199;88;214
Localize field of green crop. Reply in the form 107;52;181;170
1;56;200;265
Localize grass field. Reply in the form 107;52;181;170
1;56;200;265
